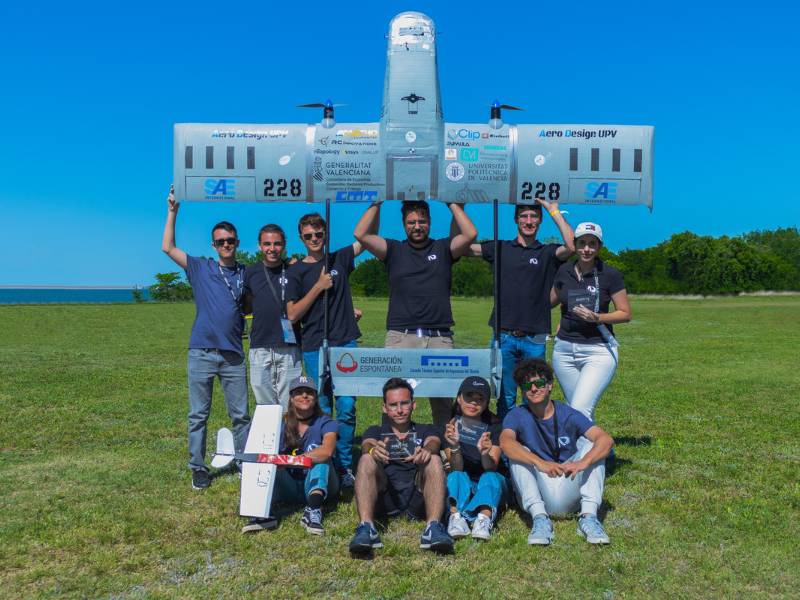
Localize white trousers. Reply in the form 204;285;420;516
509;438;605;517
552;338;618;421
249;345;302;411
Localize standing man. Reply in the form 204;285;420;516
468;200;574;418
354;200;477;426
286;212;364;487
500;358;614;546
243;224;302;411
161;186;251;490
349;378;452;554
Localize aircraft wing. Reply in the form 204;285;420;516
440;123;654;208
239;404;283;518
173;123;384;203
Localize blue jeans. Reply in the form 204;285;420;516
303;340;357;472
497;333;546;418
187;348;251;472
447;470;508;522
273;461;340;505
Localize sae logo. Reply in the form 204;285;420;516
204;178;236;199
459;148;479;162
585;182;618;200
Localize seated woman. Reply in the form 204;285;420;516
242;375;339;535
444;376;508;541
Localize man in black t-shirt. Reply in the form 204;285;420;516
243;224;302;411
354;200;477;425
468;200;574;418
286;212;364;486
349;378;453;554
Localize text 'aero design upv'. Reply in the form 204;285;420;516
173;12;654;209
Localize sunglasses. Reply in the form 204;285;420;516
302;232;325;241
213;237;237;248
521;377;548;391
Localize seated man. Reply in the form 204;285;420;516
349;378;453;554
500;359;614;545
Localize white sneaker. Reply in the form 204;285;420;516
447;512;470;538
471;513;493;540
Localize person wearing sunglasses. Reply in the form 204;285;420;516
443;376;507;541
161;185;250;491
550;222;631;421
354;199;478;426
242;224;302;411
466;200;574;419
500;359;614;545
285;212;365;488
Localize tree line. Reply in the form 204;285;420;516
149;228;799;301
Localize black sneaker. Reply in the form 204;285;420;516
191;469;210;490
241;516;279;534
349;522;383;553
301;507;325;535
420;521;454;552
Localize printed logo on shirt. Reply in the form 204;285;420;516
427;254;437;261
587;285;597;293
529;257;539;265
279;276;289;286
330;269;339;277
305;442;320;452
558;436;571;447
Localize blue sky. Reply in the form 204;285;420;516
1;0;798;286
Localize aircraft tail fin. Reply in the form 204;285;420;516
210;427;236;469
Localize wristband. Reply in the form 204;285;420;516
368;447;375;456
549;209;560;217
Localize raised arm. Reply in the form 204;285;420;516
466;243;484;258
536;198;575;260
161;185;188;269
447;203;478;258
353;201;387;260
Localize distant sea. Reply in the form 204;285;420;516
0;287;151;304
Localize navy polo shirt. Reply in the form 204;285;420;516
286;245;361;351
502;401;593;463
280;415;338;479
244;262;299;348
383;237;455;330
362;418;442;490
553;259;626;344
481;240;564;334
184;256;245;355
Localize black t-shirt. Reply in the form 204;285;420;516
481;239;564;334
243;262;298;348
455;418;504;480
383;237;454;330
286;245;361;351
553;259;626;344
362;417;442;490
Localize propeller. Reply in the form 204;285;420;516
490;99;523;125
297;99;347;128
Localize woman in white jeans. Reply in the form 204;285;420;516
550;222;631;420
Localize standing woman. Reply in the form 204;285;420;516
550;223;631;420
444;377;507;541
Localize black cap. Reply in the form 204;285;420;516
457;376;490;401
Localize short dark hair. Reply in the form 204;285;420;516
211;221;237;239
298;212;326;233
514;204;542;219
512;358;554;387
382;377;414;402
401;200;430;220
258;224;286;244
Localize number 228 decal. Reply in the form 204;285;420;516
521;181;560;201
264;178;302;198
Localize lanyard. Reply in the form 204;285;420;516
532;404;560;462
217;263;243;314
261;263;287;317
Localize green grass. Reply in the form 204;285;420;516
1;297;799;598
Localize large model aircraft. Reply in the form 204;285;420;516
173;11;653;208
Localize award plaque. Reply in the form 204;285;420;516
383;433;419;461
456;418;489;447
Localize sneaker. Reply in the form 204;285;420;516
339;469;356;489
301;507;325;535
349;522;383;553
241;516;278;534
191;469;210;490
527;514;554;545
471;513;493;541
447;512;470;538
420;521;454;552
577;514;610;544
